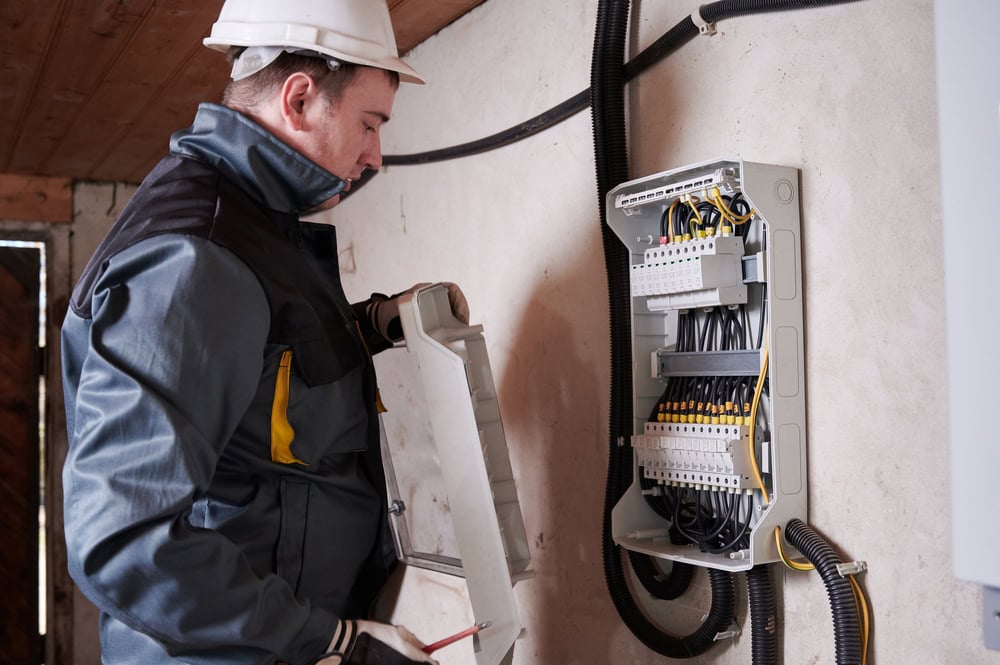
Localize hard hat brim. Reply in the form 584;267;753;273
204;24;425;84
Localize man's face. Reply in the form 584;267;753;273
301;67;397;209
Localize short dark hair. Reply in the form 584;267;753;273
221;50;399;113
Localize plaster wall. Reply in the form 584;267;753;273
324;0;994;663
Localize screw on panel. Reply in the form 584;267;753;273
388;500;406;515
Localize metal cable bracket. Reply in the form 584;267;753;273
836;560;868;577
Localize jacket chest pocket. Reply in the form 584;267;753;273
269;326;370;466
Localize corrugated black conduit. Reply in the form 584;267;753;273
343;0;860;197
628;550;693;600
747;565;777;665
373;0;862;168
784;519;863;665
593;0;736;655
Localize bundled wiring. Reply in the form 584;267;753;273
783;519;870;665
636;182;773;562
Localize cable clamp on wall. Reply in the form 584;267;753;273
836;560;868;577
691;7;717;36
713;624;741;641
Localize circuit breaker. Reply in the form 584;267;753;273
608;158;807;571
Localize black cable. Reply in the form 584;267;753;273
337;0;865;201
705;493;752;553
747;565;778;665
383;89;590;166
742;304;753;350
784;520;863;665
628;550;696;600
658;206;668;239
369;0;864;170
677;310;688;351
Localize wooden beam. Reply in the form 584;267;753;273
0;174;72;223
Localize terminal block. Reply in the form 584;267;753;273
631;236;747;310
633;422;759;491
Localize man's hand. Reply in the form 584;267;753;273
316;620;438;665
367;282;469;342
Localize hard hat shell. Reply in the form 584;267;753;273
204;0;424;84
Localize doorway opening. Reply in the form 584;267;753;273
0;239;47;664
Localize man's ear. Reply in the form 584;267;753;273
278;72;319;132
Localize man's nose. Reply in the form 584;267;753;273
362;132;382;171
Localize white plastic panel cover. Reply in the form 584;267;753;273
377;284;530;665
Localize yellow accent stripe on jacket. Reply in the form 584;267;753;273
271;350;307;465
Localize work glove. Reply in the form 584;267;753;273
315;619;438;665
366;282;469;342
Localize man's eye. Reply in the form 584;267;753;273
363;124;375;134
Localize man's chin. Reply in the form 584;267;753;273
304;194;342;215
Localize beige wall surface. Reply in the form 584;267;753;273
325;0;1000;663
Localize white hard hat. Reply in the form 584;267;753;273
204;0;424;84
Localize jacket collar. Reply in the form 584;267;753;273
169;103;346;215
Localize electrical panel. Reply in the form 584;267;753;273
608;158;807;571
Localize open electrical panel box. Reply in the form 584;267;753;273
608;158;807;571
376;284;531;665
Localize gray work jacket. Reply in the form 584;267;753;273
62;104;394;665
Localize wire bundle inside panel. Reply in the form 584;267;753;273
632;187;771;558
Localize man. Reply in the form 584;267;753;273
61;1;465;663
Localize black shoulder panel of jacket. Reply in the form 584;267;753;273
70;154;365;387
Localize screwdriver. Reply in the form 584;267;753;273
422;621;492;654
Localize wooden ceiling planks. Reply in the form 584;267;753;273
390;0;486;54
7;0;160;175
0;0;72;170
89;47;230;183
52;2;228;181
2;0;482;184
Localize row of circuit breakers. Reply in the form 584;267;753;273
609;158;808;571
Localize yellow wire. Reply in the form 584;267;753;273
711;191;756;225
667;199;679;243
773;526;814;571
849;575;871;665
747;339;770;504
686;196;704;238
